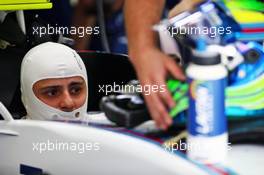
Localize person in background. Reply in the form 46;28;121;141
72;0;127;53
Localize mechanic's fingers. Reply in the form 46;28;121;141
152;72;175;108
158;89;174;126
140;79;166;129
145;91;172;130
154;76;175;109
144;94;165;129
166;58;186;81
160;88;175;108
155;96;172;129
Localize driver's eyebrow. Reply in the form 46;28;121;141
39;85;62;92
69;80;85;86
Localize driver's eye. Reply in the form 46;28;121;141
69;85;82;95
41;87;60;98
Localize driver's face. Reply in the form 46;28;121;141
33;76;87;112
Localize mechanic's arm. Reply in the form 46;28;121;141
124;0;163;56
124;0;185;130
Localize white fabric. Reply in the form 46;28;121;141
21;42;88;120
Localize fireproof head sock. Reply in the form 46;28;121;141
21;42;88;120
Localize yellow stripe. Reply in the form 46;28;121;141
0;0;48;5
0;3;52;10
231;10;264;23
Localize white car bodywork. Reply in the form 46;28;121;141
0;102;210;175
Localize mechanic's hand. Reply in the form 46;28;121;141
131;48;185;130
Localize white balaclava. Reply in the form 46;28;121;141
21;42;88;120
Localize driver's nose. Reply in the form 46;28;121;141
59;90;75;112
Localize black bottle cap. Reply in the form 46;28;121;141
191;49;221;65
